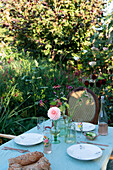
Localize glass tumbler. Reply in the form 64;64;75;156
65;122;76;144
58;116;67;137
37;116;45;133
76;119;83;139
43;127;52;154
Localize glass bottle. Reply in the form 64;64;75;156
98;96;108;135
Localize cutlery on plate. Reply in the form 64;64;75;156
77;142;105;150
80;141;109;147
2;146;29;153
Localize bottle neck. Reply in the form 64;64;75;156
100;100;103;117
99;97;108;123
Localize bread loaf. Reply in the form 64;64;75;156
8;151;44;166
8;152;51;170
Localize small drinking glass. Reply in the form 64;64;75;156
65;122;76;144
37;117;45;133
76;119;83;139
43;127;52;154
58;115;67;137
78;122;83;138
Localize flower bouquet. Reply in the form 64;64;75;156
47;107;61;144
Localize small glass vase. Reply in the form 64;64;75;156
65;121;76;144
50;120;60;144
58;115;68;137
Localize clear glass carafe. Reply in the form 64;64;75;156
98;96;108;135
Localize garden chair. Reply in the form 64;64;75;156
67;86;99;124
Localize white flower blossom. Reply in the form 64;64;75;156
1;41;5;45
34;60;38;67
91;47;99;51
73;56;79;61
89;79;94;83
103;47;108;51
89;61;96;66
83;50;88;53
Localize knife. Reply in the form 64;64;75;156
2;146;29;153
77;142;105;150
80;141;109;147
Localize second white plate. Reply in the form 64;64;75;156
74;122;95;132
14;133;43;146
67;144;102;160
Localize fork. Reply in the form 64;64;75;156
2;146;29;153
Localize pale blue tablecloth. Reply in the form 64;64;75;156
0;120;113;170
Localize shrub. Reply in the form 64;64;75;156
0;0;103;61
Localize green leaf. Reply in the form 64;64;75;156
45;44;52;49
108;20;113;30
61;97;67;101
50;101;57;105
59;105;65;112
64;103;69;108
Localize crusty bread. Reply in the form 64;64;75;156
8;151;44;166
8;151;51;170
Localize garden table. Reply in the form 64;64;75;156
0;120;113;170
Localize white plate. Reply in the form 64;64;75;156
14;133;43;146
74;122;95;132
67;144;102;160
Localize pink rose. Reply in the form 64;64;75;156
47;107;61;120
